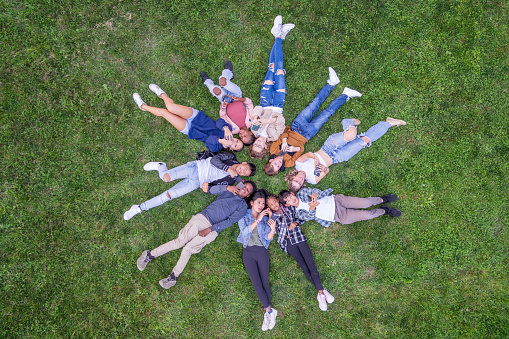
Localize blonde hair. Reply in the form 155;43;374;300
285;169;306;192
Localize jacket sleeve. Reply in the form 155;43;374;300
271;112;286;139
210;152;237;171
295;208;316;221
237;212;254;242
205;136;224;153
215;117;232;132
210;203;248;233
244;98;254;129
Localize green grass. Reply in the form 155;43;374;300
1;0;508;337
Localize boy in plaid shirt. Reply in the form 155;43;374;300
265;194;335;311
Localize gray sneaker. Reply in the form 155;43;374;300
159;275;177;289
137;250;151;271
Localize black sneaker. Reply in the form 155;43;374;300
380;194;398;204
224;59;234;79
381;205;402;217
200;71;211;83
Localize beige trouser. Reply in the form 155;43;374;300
151;213;218;276
333;194;385;225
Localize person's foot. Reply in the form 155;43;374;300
268;308;278;330
317;292;328;311
342;87;362;100
143;161;165;171
149;84;166;98
323;289;335;304
351;118;361;126
381;205;402;217
327;67;340;86
380;194;398;204
132;93;147;111
124;204;141;220
271;15;283;37
137;250;152;271
280;23;295;40
224;60;234;79
386;117;407;126
200;71;211;83
159;274;178;289
261;311;271;331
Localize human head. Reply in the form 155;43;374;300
248;137;271;159
285;169;307;192
239;126;255;145
250;189;269;213
278;190;299;207
237;181;256;199
229;138;244;152
266;194;281;212
235;162;256;177
263;156;283;176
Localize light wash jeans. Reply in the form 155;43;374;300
139;162;201;211
260;37;286;109
290;83;346;140
204;68;242;103
321;119;392;164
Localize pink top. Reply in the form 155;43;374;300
227;101;247;129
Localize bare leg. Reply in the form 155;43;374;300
160;94;194;119
141;103;188;132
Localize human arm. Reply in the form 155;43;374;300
243;97;254;128
205;136;226;153
314;164;329;183
210;151;237;172
210;201;248;233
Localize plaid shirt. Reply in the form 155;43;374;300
273;205;306;254
295;187;335;228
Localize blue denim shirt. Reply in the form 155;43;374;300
237;210;272;249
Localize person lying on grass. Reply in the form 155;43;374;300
266;194;335;312
124;151;255;220
279;188;402;228
262;68;362;174
132;84;244;152
238;15;295;155
285;117;407;191
136;181;256;289
236;189;278;331
200;60;255;135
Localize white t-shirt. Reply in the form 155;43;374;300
196;158;229;184
295;158;317;184
297;195;336;221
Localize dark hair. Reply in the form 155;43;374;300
247;163;256;176
278;190;293;205
240;181;257;207
263;162;278;176
249;188;269;206
232;143;244;152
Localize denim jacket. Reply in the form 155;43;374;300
237;210;272;249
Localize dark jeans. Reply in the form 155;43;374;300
242;245;271;309
286;240;323;291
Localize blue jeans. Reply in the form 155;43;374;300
259;38;286;109
321;120;391;164
140;161;201;211
291;84;345;140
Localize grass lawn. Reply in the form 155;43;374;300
1;0;508;337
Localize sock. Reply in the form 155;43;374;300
147;251;155;260
170;272;177;280
268;308;273;314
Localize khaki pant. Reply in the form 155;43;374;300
334;194;385;225
151;213;218;276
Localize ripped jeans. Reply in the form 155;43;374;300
204;68;242;103
260;37;286;109
321;119;392;164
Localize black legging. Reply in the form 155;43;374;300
286;240;323;291
242;245;271;309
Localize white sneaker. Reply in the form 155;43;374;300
280;23;295;40
261;311;271;331
268;308;278;330
149;84;166;98
271;15;283;37
132;93;147;111
317;292;327;311
124;204;141;220
342;87;362;100
327;67;340;86
143;161;165;171
323;289;335;304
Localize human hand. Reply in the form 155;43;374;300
257;208;270;222
268;219;276;229
226;185;240;195
289;222;298;230
200;182;209;193
198;227;212;237
308;200;320;210
223;127;233;141
317;164;329;174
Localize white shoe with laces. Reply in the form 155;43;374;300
268;308;277;330
124;204;141;220
327;67;340;86
342;87;362;100
271;16;283;38
133;93;147;111
261;311;271;331
280;23;295;40
143;162;165;172
317;292;328;311
149;84;166;98
323;289;335;304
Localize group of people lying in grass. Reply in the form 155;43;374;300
125;16;406;332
